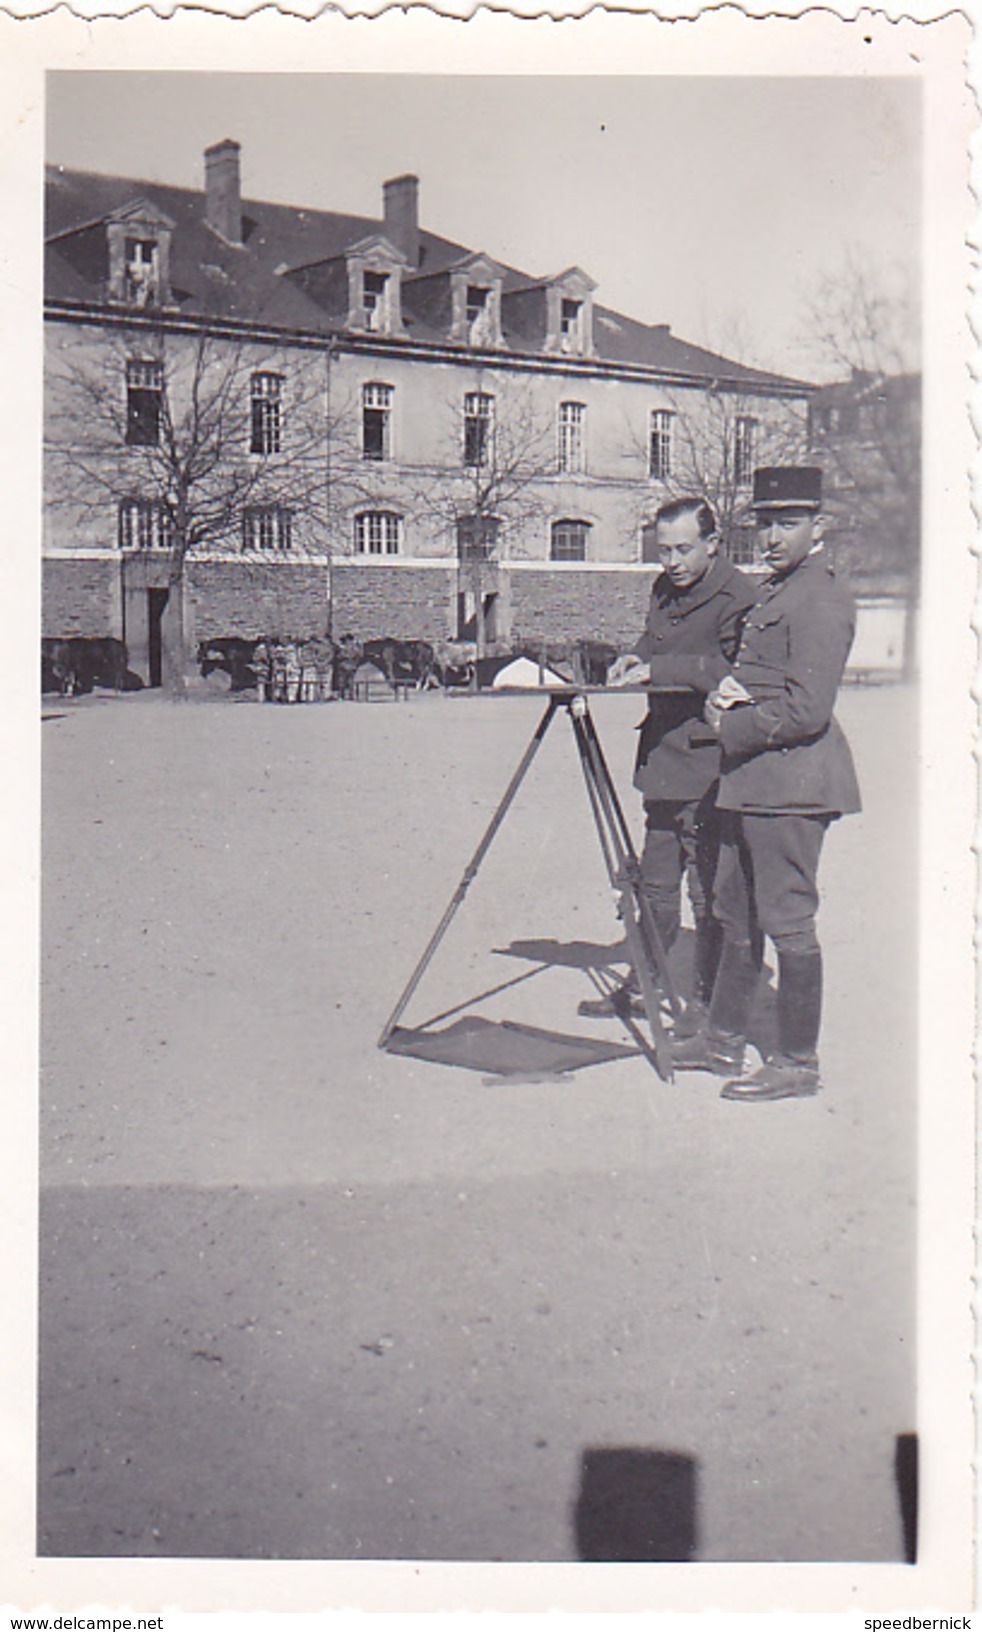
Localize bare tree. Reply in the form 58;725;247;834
660;384;807;557
801;253;921;599
45;319;348;693
413;372;558;654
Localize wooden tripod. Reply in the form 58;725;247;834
378;689;682;1081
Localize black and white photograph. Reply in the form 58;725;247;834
1;7;975;1620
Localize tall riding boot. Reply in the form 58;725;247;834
776;950;823;1065
694;916;723;1005
671;916;722;1038
720;950;823;1102
672;938;759;1075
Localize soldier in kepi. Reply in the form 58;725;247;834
673;465;861;1102
581;495;758;1030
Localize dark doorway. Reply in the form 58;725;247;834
456;590;498;645
147;587;169;688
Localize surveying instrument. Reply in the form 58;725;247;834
378;687;684;1082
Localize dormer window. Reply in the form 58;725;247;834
560;299;583;348
466;287;488;325
363;270;390;332
465;286;496;345
544;269;597;357
125;238;159;307
344;237;406;336
106;200;175;309
447;256;504;348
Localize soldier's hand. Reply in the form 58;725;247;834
704;696;723;734
607;655;650;688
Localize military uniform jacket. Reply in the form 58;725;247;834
633;555;758;802
716;547;861;816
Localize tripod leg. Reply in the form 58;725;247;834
378;695;560;1048
578;707;681;1016
569;703;677;1081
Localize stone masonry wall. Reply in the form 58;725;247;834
331;565;456;641
43;558;121;638
188;561;331;642
508;569;653;650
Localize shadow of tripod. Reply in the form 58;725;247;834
378;689;683;1081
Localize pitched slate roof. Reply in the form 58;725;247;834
45;163;810;393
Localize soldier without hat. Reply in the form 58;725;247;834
584;496;757;1026
673;465;861;1101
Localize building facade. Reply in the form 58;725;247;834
44;141;813;686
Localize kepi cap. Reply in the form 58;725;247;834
752;466;822;510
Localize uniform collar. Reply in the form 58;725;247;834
656;553;729;612
763;542;829;592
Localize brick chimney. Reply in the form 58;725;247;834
383;174;419;270
205;139;242;246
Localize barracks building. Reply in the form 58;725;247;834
44;139;813;688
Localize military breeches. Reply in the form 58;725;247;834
714;811;831;955
640;792;721;946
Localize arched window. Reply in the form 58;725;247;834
354;511;401;555
551;519;591;562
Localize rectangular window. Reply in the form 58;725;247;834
126;358;163;447
466;286;489;326
463;392;494;467
124;237;158;306
466;285;495;344
363;270;389;332
550;519;590;562
354;512;401;555
649;410;674;480
456;515;500;561
560;299;583;349
362;383;393;461
728;526;760;569
734;416;757;486
242;506;293;552
250;373;283;455
118;498;172;552
558;401;586;474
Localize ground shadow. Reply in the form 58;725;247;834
574;1447;699;1562
494;937;629;970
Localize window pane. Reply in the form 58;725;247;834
362;385;392;459
363;410;386;460
558;402;585;473
126;389;160;446
734;417;757;484
650;410;673;480
243;506;291;551
551;520;588;561
457;515;498;559
355;512;400;555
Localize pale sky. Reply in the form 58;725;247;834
46;72;921;383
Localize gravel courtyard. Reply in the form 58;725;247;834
38;682;916;1564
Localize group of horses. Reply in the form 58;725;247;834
42;633;621;698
